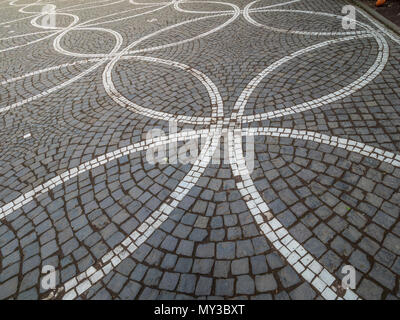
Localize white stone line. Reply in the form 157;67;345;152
228;126;359;300
57;0;117;11
102;9;239;124
0;30;60;53
234;125;400;299
231;132;358;299
0;30;53;41
53;25;124;58
101;4;239;124
226;34;361;298
58;54;225;298
1;0;396;302
354;5;400;46
171;0;300;15
0;8;124;113
226;24;388;296
0;53;200;87
17;1;46;14
79;3;164;27
1;2;164;55
0;8;81;53
0;129;209;221
61;125;223;300
0;54;147;87
173;0;235;15
30;11;80;30
233;33;371;120
244;2;367;36
0;58;107;114
132;55;224;119
243;127;400;168
9;0;39;7
0;2;96;53
0;12;39;25
0;58;102;86
3;5;38;16
241;32;389;123
104;56;223;124
126;10;239;55
129;0;171;5
0;4;235;116
0;51;220;120
0;2;172;108
52;5;168;58
60;93;225;299
61;0;126;12
248;0;301;11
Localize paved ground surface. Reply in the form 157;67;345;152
361;0;400;27
1;0;400;300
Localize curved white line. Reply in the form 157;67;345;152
243;3;367;36
241;32;389;122
62;0;126;12
127;10;238;55
103;8;238;124
103;55;222;124
244;127;400;168
249;0;301;11
79;3;163;27
0;58;107;114
61;125;223;300
0;30;60;53
52;5;168;58
0;58;101;86
53;26;123;58
173;0;235;15
0;30;53;41
0;129;207;220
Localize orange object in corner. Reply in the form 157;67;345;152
376;0;386;6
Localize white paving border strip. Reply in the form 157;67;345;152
241;9;390;123
0;30;54;41
60;125;223;299
126;9;239;55
353;3;400;45
173;0;235;15
227;69;361;299
0;1;166;113
228;128;359;300
103;2;240;124
242;33;389;122
240;126;400;299
0;129;210;220
0;2;236;116
0;58;102;86
244;127;400;168
244;1;365;36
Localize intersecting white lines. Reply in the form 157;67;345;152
0;129;210;221
0;0;399;301
243;128;400;168
61;125;223;299
244;1;366;36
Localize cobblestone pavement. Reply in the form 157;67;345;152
1;0;400;301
